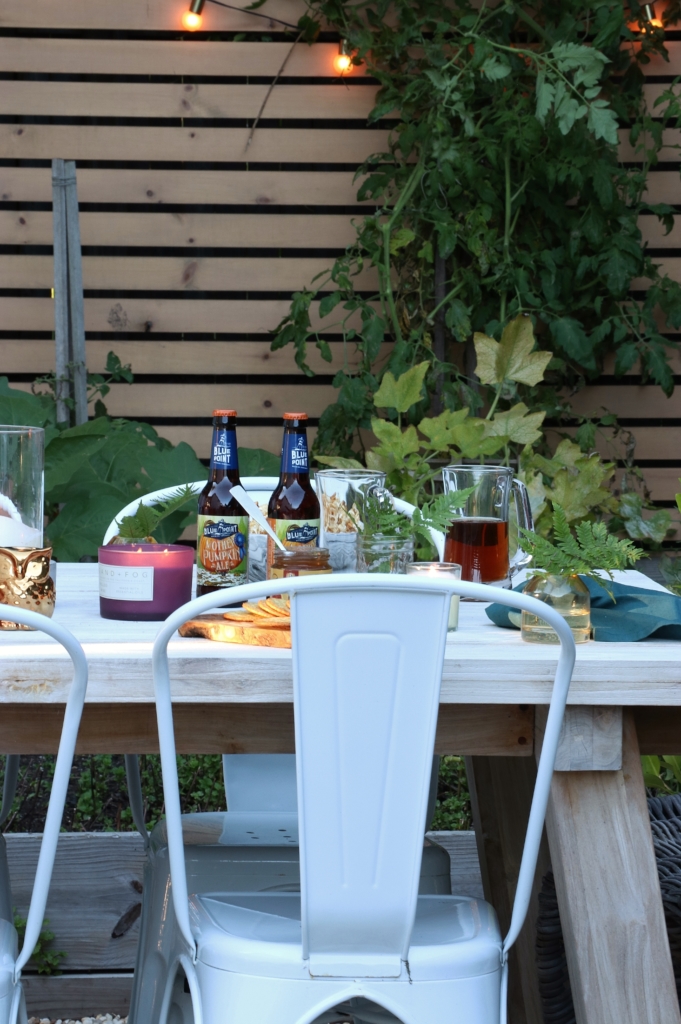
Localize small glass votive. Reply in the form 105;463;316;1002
99;543;194;621
406;562;462;631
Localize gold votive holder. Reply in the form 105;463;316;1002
0;547;55;630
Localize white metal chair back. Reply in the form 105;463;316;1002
102;476;279;545
0;607;87;1012
153;573;575;997
292;580;449;978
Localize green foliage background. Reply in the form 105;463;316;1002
275;0;681;461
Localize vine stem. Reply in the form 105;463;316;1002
500;143;512;324
379;159;425;346
246;32;302;150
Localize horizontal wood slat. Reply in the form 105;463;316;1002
0;169;673;210
0;297;358;333
0;39;363;77
0;166;366;207
2;338;388;377
0;702;532;756
0;211;358;248
570;385;681;419
0;81;378;120
0;255;376;292
11;380;336;419
162;423;305;455
619;128;681;162
0;0;309;31
0;124;388;163
7;834;144;971
549;425;681;462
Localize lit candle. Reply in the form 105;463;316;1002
406;561;462;631
98;543;194;621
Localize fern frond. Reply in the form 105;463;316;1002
117;484;195;540
520;504;644;586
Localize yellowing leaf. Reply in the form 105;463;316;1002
315;455;363;469
545;455;613;520
472;333;499;386
418;407;470;450
474;316;552;387
373;362;429;414
486;403;546;446
371;418;421;460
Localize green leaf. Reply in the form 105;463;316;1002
486;403;546;445
373;362;429;413
389;227;416;255
371;417;421;459
318;291;343;318
43;433;108;492
418;407;470;450
238;447;280;476
618;492;671;544
47;484;129;561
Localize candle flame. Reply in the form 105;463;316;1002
182;9;203;30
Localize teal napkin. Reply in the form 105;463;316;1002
485;577;681;642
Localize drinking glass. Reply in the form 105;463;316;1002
315;468;386;571
0;426;44;547
442;465;533;586
356;534;414;574
406;562;461;630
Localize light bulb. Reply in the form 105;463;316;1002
334;52;352;73
182;9;203;29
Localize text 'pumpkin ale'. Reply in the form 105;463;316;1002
266;413;320;572
196;410;248;596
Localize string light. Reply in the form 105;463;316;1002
333;39;353;74
644;1;663;27
182;0;205;31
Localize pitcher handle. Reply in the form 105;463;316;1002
510;478;534;573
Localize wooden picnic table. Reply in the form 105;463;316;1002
1;563;679;1024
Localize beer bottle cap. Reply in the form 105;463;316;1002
283;412;308;420
212;409;237;417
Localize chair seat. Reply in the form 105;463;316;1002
151;811;298;850
190;891;501;982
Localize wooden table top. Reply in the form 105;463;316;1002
0;564;678;707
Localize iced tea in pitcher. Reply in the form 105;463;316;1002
442;466;532;586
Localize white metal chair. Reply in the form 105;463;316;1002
0;607;88;1024
134;574;575;1024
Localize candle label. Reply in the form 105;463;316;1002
99;563;154;601
197;514;248;587
210;428;238;470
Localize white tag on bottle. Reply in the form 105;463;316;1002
99;563;154;601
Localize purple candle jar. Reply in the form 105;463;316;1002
98;544;194;621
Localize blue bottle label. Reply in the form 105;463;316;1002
210;428;238;470
282;431;309;473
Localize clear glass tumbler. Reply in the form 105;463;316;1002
315;468;386;572
0;426;44;547
357;533;414;574
406;561;462;630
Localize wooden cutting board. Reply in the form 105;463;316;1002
178;614;291;649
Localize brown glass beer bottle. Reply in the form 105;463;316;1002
196;410;248;596
266;413;320;571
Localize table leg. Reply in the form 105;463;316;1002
545;709;680;1024
466;755;550;1024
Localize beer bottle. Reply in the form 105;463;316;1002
267;412;320;571
196;410;248;596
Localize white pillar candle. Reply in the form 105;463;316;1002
406;561;462;631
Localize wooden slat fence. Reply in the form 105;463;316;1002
0;0;379;455
0;1;679;497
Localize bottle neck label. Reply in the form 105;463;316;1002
282;431;309;473
211;428;238;470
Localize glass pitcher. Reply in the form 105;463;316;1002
441;465;533;586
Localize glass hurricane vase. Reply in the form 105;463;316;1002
521;573;591;644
